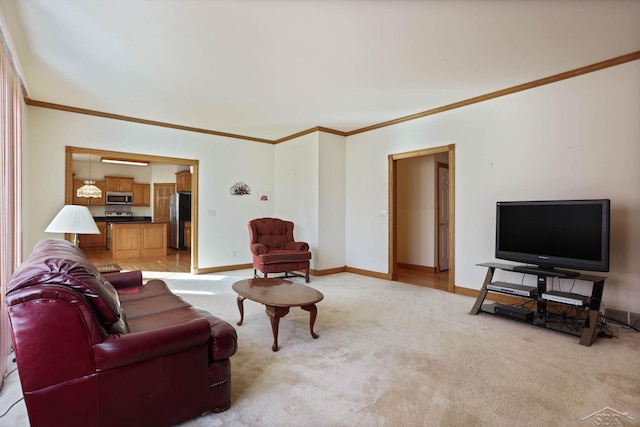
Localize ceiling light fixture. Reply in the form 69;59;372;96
101;158;149;166
76;155;103;198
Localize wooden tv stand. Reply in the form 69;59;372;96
470;262;606;346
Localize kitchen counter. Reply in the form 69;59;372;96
94;216;152;222
109;220;167;224
110;222;167;260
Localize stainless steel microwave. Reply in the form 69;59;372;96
106;191;133;205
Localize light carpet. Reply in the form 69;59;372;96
1;270;638;427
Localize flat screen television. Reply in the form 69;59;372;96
495;199;610;277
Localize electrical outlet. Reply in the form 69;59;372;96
232;250;236;258
208;210;216;216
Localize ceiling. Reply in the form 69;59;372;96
2;0;639;141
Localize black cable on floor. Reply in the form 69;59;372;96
0;397;23;418
603;316;640;332
4;367;17;379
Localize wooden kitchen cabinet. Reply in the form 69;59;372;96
175;170;191;192
142;223;168;257
110;223;140;260
133;183;151;206
73;180;106;206
105;176;134;192
79;221;107;249
110;222;167;260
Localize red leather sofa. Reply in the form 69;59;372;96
248;217;312;282
5;239;237;427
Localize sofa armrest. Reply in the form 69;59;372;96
285;241;309;251
103;270;143;289
194;308;238;360
93;318;212;371
250;243;268;255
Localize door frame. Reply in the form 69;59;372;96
64;145;200;273
436;161;449;273
389;144;455;292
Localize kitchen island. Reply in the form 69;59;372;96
109;222;168;260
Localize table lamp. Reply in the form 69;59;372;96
45;205;100;246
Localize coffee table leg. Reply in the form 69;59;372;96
265;305;289;352
236;296;246;326
301;304;319;339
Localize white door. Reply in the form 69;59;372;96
438;165;449;271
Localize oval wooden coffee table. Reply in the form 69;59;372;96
232;278;324;351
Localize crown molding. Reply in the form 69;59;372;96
274;126;347;144
24;98;274;144
24;50;640;143
346;50;640;136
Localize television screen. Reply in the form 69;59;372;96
495;199;610;276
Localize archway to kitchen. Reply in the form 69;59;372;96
64;146;199;273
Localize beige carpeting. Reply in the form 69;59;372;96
1;270;638;427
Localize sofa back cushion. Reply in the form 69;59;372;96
248;218;295;250
7;239;122;324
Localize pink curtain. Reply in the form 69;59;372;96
0;34;23;385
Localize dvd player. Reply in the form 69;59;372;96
541;291;588;306
487;281;537;297
493;303;535;322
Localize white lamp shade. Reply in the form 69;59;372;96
45;205;100;235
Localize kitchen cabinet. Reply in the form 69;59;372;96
133;183;151;206
176;170;191;192
142;223;168;257
73;180;106;206
110;222;167;260
79;221;107;249
105;176;134;192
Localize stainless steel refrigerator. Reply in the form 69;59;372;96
169;192;191;250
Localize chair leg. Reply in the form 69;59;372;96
305;268;310;283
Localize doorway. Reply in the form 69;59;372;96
389;144;455;292
64;146;199;273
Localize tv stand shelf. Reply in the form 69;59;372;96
470;262;606;346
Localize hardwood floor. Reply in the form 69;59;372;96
396;268;449;291
85;249;448;292
84;248;191;273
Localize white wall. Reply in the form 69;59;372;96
345;61;640;312
273;133;319;267
151;164;189;185
318;132;346;270
22;60;640;313
273;132;346;271
23;107;274;268
73;159;151;185
397;155;436;267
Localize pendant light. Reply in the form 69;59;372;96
76;155;103;198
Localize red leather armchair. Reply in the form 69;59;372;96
248;218;312;282
5;239;237;427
